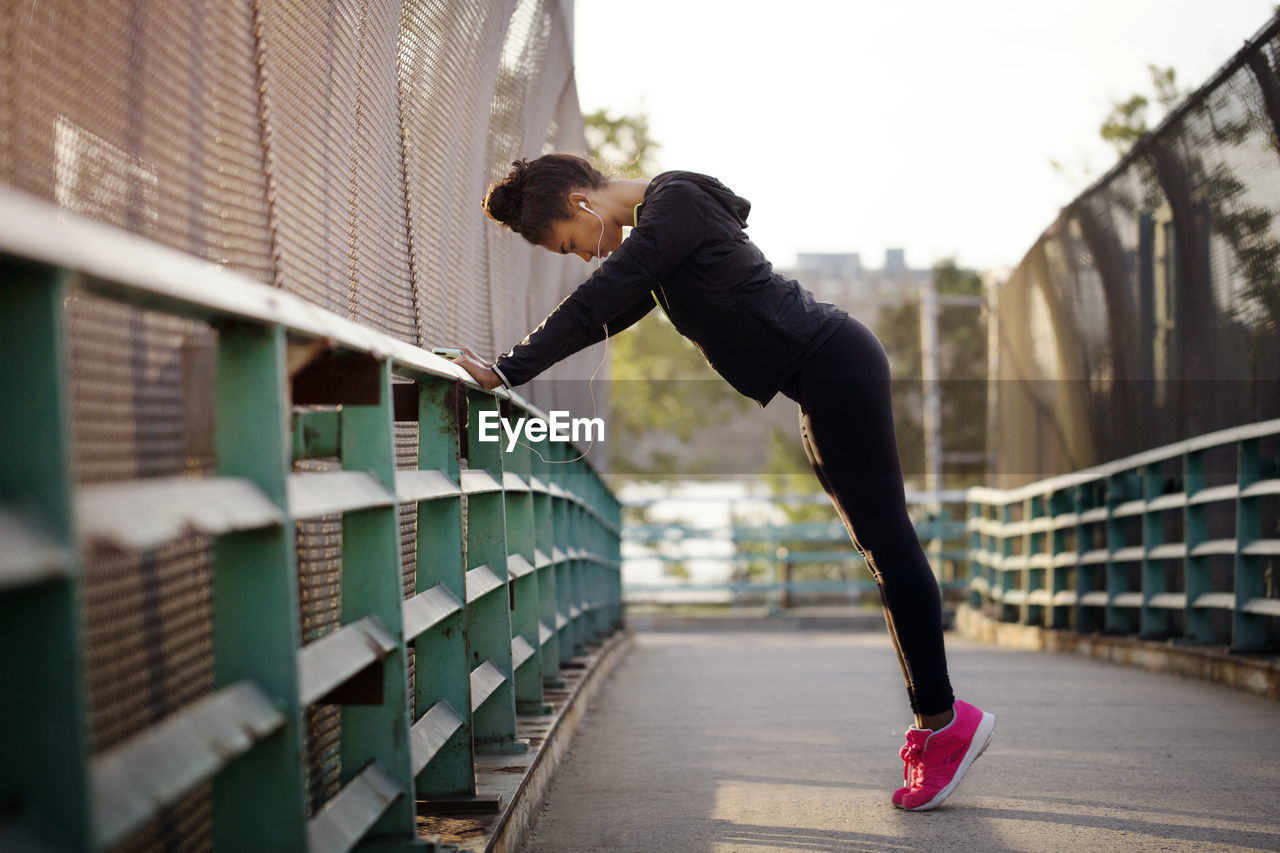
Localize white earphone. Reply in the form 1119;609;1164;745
578;200;605;257
503;198;609;465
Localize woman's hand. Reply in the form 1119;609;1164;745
454;345;504;391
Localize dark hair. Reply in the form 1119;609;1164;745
483;153;605;245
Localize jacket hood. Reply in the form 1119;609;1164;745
648;170;751;226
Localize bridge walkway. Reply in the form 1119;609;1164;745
522;626;1280;853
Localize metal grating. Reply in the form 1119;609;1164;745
996;16;1280;483
1;0;274;280
104;783;212;853
294;456;345;816
2;0;590;842
82;537;215;853
67;292;219;850
397;420;419;601
80;536;215;755
396;418;418;717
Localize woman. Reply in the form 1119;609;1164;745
455;153;993;811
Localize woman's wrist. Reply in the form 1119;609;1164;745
491;362;513;390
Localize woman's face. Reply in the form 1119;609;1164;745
539;200;624;263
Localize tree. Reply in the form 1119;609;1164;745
1053;65;1190;185
608;314;754;476
935;262;987;484
848;260;987;489
583;109;659;179
754;261;986;590
581;109;753;477
1100;65;1188;156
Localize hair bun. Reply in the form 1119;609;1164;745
480;153;605;245
483;160;530;231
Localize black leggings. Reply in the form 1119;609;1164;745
780;315;955;717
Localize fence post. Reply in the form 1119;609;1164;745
1073;483;1097;634
337;359;417;837
1104;473;1136;634
1139;463;1171;638
550;444;575;665
1233;438;1266;650
568;474;589;650
604;479;624;632
966;497;982;609
998;501;1016;622
605;486;624;631
580;470;607;643
1048;488;1073;628
0;264;92;849
211;322;308;851
412;376;475;795
1026;494;1045;626
1183;449;1213;643
530;443;563;685
464;390;520;752
502;401;549;714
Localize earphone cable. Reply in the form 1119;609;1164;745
498;205;609;465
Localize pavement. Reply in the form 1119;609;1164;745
521;627;1280;853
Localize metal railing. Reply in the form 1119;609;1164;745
622;498;972;606
967;420;1280;649
0;188;622;851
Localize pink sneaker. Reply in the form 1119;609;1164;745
892;699;994;810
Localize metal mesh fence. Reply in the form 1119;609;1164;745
992;13;1280;485
1;0;591;846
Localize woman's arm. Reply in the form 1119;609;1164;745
455;295;655;392
493;180;706;388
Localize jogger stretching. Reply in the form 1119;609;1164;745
455;153;994;810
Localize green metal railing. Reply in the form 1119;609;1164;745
0;188;622;851
622;502;972;603
967;420;1280;649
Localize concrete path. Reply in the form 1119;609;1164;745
522;629;1280;853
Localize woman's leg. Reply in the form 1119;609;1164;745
793;318;954;717
788;316;993;811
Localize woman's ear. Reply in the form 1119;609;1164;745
568;191;590;213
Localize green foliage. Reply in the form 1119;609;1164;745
760;428;835;521
1149;65;1183;111
1100;65;1188;156
757;429;850;583
1092;61;1279;328
608;310;753;475
581;108;752;476
583;109;659;179
664;561;692;581
866;260;987;489
736;260;988;580
934;262;987;486
877;296;925;481
1100;93;1151;155
727;501;781;583
1203;163;1280;327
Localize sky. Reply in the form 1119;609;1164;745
572;0;1279;273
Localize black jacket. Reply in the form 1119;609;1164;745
494;171;847;406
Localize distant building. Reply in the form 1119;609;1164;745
782;249;931;327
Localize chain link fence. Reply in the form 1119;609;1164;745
991;13;1280;486
1;2;591;849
